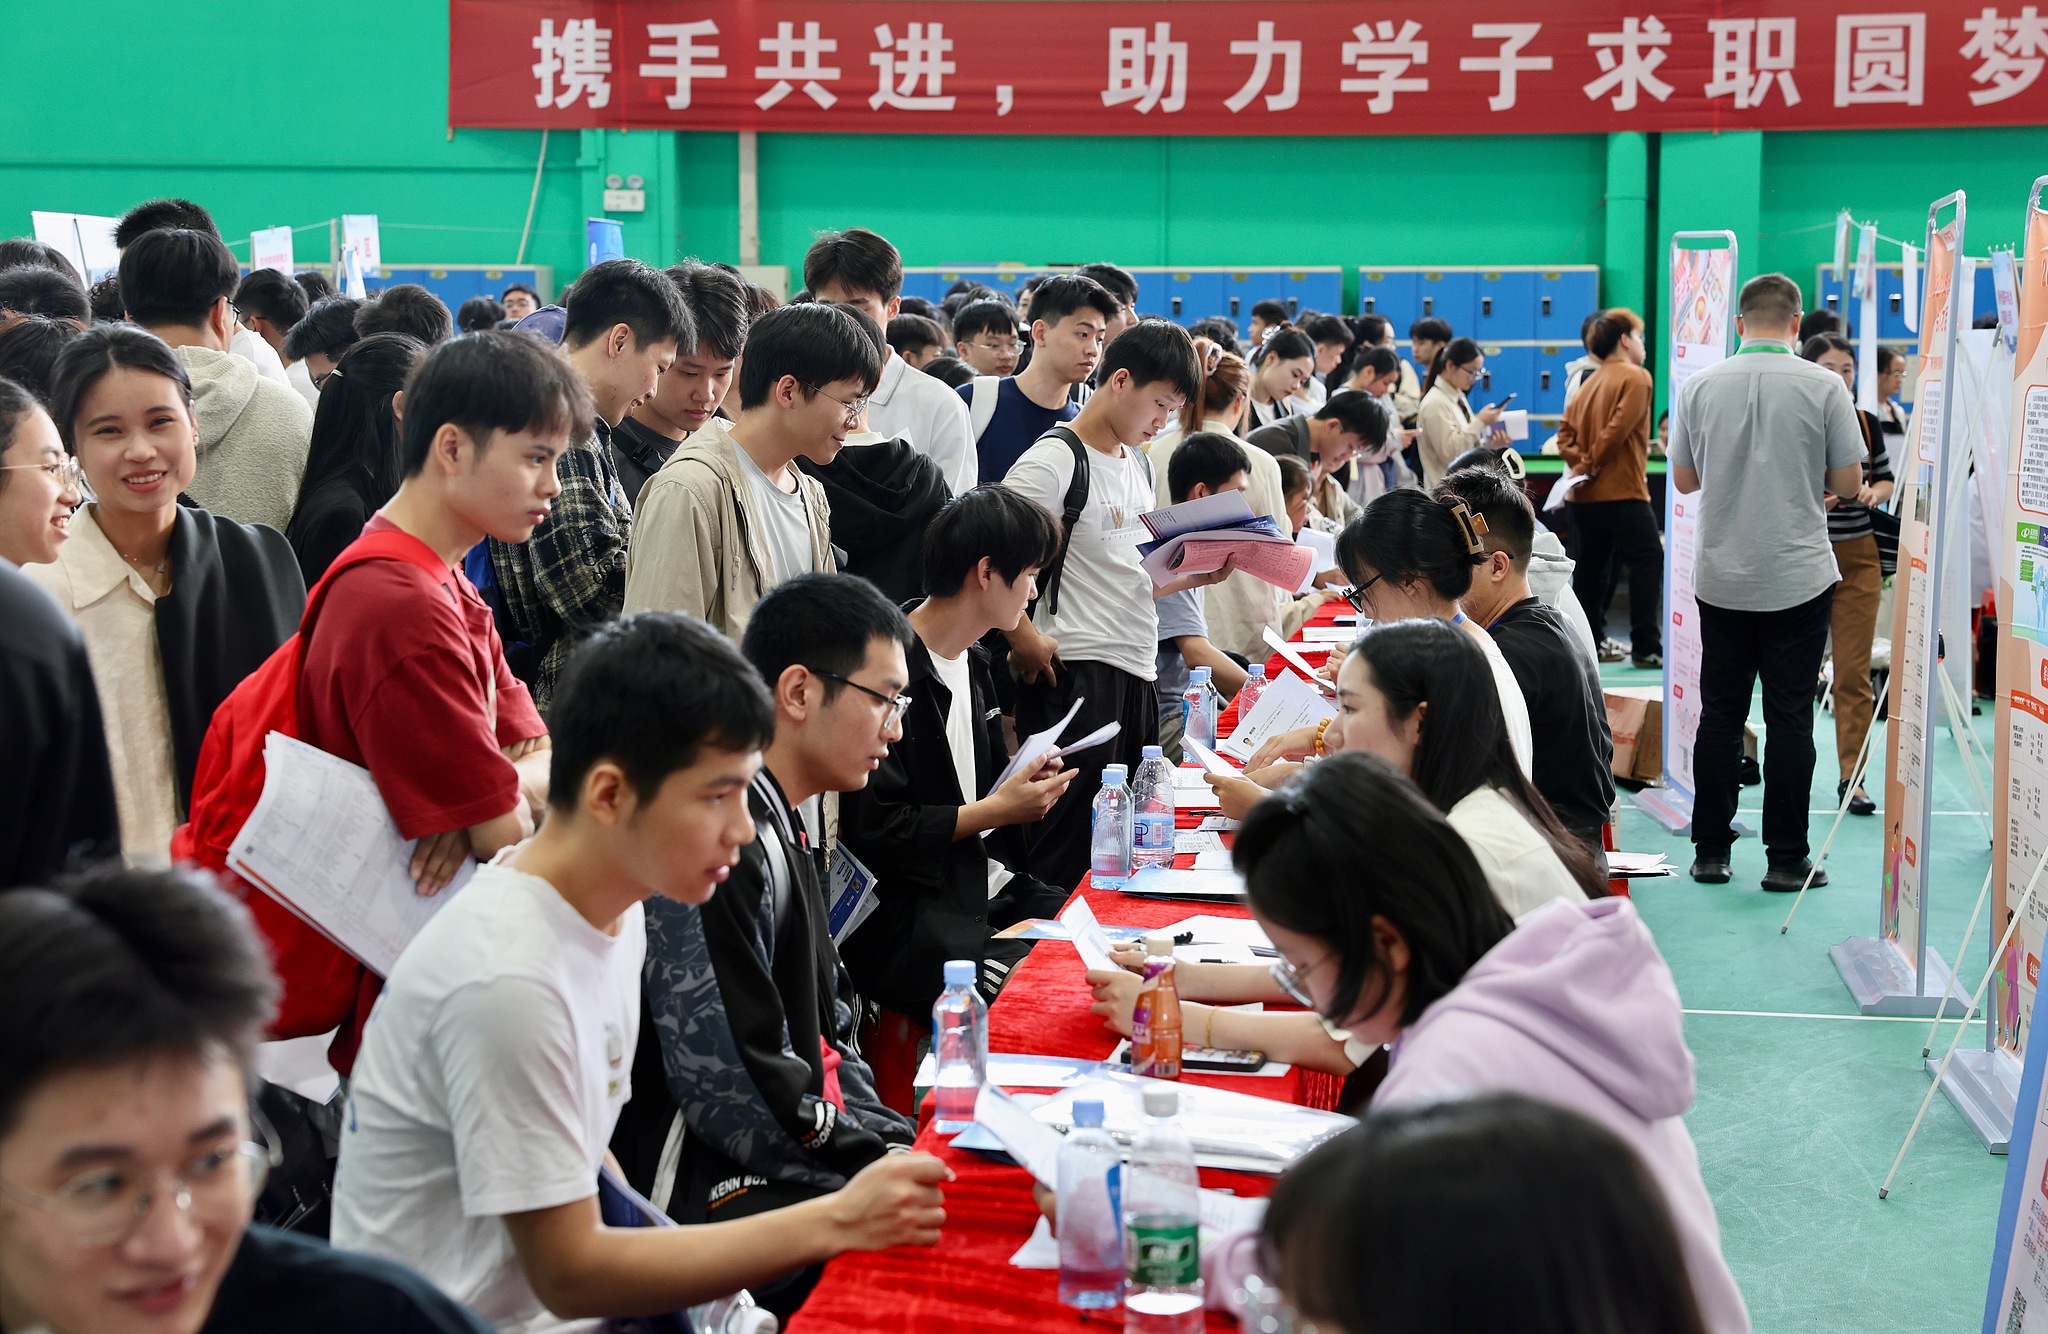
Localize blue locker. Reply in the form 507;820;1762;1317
1532;344;1575;417
1476;271;1537;342
1223;270;1288;323
898;271;943;304
481;267;543;303
1282;270;1344;319
1165;271;1224;325
1357;270;1419;329
983;267;1037;302
1414;271;1477;335
1475;344;1532;413
1878;268;1910;340
1535;270;1599;341
1126;269;1169;320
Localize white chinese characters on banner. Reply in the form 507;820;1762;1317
1834;13;1927;105
757;21;841;109
1226;21;1302;112
533;17;612;109
870;23;957;110
1103;22;1187;113
641;21;726;110
1585;16;1675;109
1705;17;1802;107
1460;22;1552;111
1961;6;2048;105
1340;19;1430;113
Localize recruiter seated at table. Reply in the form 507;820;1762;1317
1083;753;1749;1334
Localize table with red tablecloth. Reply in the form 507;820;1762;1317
788;607;1353;1334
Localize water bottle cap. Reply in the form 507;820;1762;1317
1072;1098;1105;1127
1145;932;1174;956
1247;664;1266;678
1102;764;1127;786
731;1306;780;1334
942;959;975;986
1142;745;1164;760
1142;1087;1178;1118
1190;667;1211;683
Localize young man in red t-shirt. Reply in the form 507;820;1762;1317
295;329;596;1073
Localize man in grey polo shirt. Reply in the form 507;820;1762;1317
1669;273;1866;892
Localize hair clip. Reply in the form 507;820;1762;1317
1448;501;1489;557
1201;341;1224;376
1500;450;1527;482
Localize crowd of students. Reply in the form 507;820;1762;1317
0;198;1891;1334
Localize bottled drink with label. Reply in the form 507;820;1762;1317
930;959;986;1134
1181;667;1217;759
1124;1087;1203;1334
1131;746;1177;870
1235;663;1267;721
1058;1098;1125;1310
1090;765;1134;889
1129;933;1182;1079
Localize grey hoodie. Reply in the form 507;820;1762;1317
1529;528;1600;665
174;345;313;533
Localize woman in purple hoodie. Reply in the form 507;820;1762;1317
1100;752;1750;1334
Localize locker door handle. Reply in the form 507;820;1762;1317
1481;370;1492;390
1890;293;1902;313
1541;370;1552;390
1365;296;1377;313
1826;294;1840;309
1171;296;1182;316
1230;296;1240;316
1423;296;1434;315
1482;296;1493;317
1541;295;1553;317
1287;297;1299;316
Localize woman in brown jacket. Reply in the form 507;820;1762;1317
1556;309;1661;668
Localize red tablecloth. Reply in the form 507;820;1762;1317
787;604;1355;1334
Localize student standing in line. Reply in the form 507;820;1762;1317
336;611;949;1332
950;299;1023;379
113;197;293;389
1435;468;1616;865
0;376;117;887
232;268;319;409
1414;337;1506;489
1556;308;1661;669
610;261;751;506
1243;328;1315;434
353;285;454;346
284;297;365;388
0;314;84;404
1402;317;1452;420
836;487;1074;1112
1072;264;1138;344
1670;274;1864;891
284;333;424;584
487;258;691;710
1295;314;1355;410
885;312;949;371
1000;319;1230;888
0;866;498;1334
626;303;877;639
118;228;313;532
501;283;540;322
804;228;976;496
29;325;304;867
1801;332;1894;818
457;296;506;334
960;273;1117;485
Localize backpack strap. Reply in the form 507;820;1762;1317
300;529;458;645
1035;426;1091;619
968;376;1001;442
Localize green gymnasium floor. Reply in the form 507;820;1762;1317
1599;660;2004;1334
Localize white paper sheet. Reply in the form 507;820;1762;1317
1173;785;1222;810
1182;736;1238;777
1262;627;1337;694
1543;470;1589;513
1292;528;1339;594
914;1053;1106;1089
1058;895;1119;972
1219;671;1337;763
1191;849;1234;870
1297;625;1354;642
1160;915;1274;951
1051;719;1120;762
1196;815;1241;832
975;1083;1067;1187
1500;408;1530;441
1174;830;1225;854
227;733;471;977
993;696;1085;792
1120;867;1246;899
1141;489;1258;541
1009;1215;1060;1269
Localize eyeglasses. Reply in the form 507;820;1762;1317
804;384;870;426
1268;951;1334;1009
0;456;83;489
0;1140;272;1249
966;339;1022;354
1340;574;1382;615
313;367;340;390
812;669;912;728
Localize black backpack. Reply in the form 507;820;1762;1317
1033;425;1153;617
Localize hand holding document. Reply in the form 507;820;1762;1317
228;732;471;976
1138;491;1313;592
1219;671;1338;763
992;696;1083;792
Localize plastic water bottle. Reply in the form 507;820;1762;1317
1235;664;1267;719
1130;934;1182;1079
931;959;986;1135
1058;1098;1125;1310
689;1292;779;1334
1181;667;1217;759
1131;746;1177;870
1124;1087;1204;1334
1090;765;1134;889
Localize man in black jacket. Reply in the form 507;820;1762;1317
839;487;1075;1111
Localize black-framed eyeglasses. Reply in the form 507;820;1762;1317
1268;951;1335;1009
811;669;912;728
1340;574;1382;615
803;383;870;426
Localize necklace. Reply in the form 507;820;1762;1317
119;549;169;576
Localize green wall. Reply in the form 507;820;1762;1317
4;2;2045;310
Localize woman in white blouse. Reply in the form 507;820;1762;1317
1243;327;1316;435
1414;336;1506;488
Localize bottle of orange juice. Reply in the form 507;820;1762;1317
1130;933;1183;1079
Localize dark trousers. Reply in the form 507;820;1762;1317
1692;588;1834;863
1571;499;1664;657
1015;659;1160;891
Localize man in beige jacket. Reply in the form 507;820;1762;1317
625;303;881;639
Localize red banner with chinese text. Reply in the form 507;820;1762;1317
451;1;2048;135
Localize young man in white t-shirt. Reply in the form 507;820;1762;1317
1001;319;1234;889
332;613;949;1334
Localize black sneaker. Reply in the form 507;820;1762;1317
1689;854;1732;884
1597;638;1628;663
1631;651;1664;670
1762;859;1828;892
